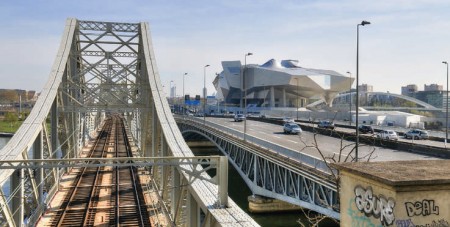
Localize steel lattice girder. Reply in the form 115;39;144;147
177;119;340;219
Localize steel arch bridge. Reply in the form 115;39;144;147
177;117;340;219
0;19;257;226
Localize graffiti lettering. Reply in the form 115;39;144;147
348;198;383;227
415;219;449;227
395;219;415;227
354;185;395;226
405;200;439;217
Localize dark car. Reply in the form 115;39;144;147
358;125;374;134
318;120;335;129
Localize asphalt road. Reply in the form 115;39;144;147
206;117;441;162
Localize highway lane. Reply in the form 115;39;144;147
205;117;441;162
323;123;447;148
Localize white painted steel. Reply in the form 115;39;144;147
0;18;258;227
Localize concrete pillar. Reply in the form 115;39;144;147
270;86;275;107
11;169;24;227
171;167;181;217
282;88;286;107
187;192;199;227
218;156;228;207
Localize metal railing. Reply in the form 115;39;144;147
182;116;331;174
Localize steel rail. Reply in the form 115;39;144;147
82;117;117;226
55;118;113;226
121;120;146;226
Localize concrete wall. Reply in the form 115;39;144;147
337;162;450;227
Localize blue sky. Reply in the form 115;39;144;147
0;0;449;96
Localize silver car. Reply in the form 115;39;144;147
283;123;302;134
377;130;398;141
404;129;429;140
234;114;246;122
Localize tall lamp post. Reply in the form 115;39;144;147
243;52;253;141
355;20;370;162
347;71;352;125
203;65;210;124
443;61;449;148
295;78;299;121
183;72;188;114
170;80;174;112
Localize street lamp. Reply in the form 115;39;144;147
243;52;253;141
355;20;370;162
183;73;188;115
295;78;299;121
443;61;448;148
203;64;210;124
347;71;352;126
170;80;174;112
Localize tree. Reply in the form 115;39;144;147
0;90;19;103
5;112;18;128
295;120;377;226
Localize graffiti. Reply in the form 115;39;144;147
354;185;396;226
395;219;415;227
405;200;439;217
347;199;383;227
415;219;449;227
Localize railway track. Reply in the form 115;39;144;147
48;115;151;226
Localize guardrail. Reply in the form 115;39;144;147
182;116;332;174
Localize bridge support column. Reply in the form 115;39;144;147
152;104;158;157
270;86;275;107
11;169;24;226
160;138;169;199
248;195;300;213
34;131;44;209
187;192;199;227
171;167;181;218
47;99;59;192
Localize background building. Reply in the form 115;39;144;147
400;83;447;108
358;84;373;93
424;84;443;91
401;84;418;96
213;59;353;108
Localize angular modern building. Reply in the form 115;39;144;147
213;59;353;108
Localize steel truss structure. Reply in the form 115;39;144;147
178;118;340;219
0;19;257;227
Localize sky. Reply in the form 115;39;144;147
0;0;449;97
